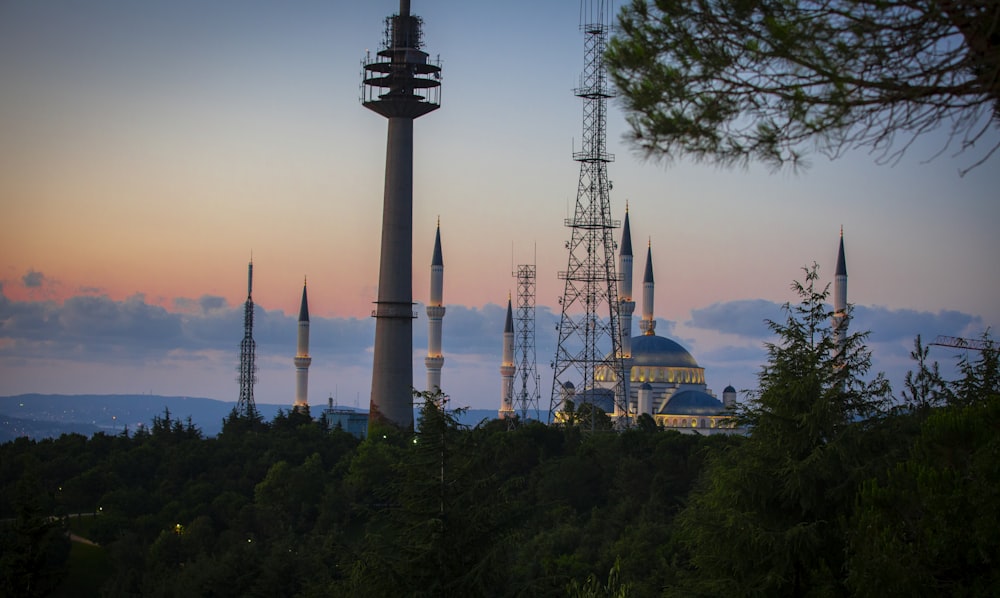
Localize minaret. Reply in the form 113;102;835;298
619;204;635;357
832;227;849;354
361;0;442;431
723;385;737;409
638;241;656;336
293;279;312;413
499;297;516;419
236;260;258;419
425;220;445;394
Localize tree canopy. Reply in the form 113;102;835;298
667;265;894;595
1;314;997;594
606;0;1000;174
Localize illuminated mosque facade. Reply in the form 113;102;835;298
589;207;739;434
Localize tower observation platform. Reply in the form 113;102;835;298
361;1;441;119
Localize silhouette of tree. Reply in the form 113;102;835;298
668;265;892;595
606;0;1000;174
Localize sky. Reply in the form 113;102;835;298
2;0;998;416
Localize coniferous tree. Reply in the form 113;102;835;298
848;334;999;596
668;265;891;596
0;467;70;597
901;335;952;412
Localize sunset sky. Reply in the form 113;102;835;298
2;1;997;418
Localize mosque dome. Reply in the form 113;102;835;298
630;335;699;368
663;389;725;415
724;385;736;394
575;388;615;414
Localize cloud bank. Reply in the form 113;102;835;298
0;284;990;410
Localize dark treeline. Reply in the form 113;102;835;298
1;270;997;597
0;403;721;596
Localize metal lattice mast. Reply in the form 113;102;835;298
549;1;627;423
237;260;258;419
514;264;541;420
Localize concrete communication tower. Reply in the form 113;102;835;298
361;0;442;431
514;264;541;420
236;260;258;419
550;0;628;423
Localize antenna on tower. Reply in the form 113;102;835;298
513;262;541;422
236;259;259;420
550;0;628;426
930;335;995;352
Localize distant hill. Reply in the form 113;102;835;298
0;413;102;443
0;394;515;441
0;394;287;439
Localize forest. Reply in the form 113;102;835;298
2;273;997;597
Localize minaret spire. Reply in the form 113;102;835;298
617;205;636;416
639;242;656;336
833;228;849;356
362;0;442;431
499;295;516;419
425;221;446;394
618;206;635;353
293;278;312;413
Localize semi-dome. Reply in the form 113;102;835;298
573;387;615;414
663;389;724;415
630;335;699;368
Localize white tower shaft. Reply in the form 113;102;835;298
293;281;312;411
639;244;656;336
499;299;516;418
425;223;445;393
619;207;635;358
833;228;849;355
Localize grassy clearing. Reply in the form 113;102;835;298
64;513;101;541
50;538;112;597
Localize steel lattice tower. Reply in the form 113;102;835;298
236;261;258;419
549;1;628;423
361;0;441;430
514;264;541;420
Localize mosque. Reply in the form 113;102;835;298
592;206;739;434
287;206;848;438
538;209;847;433
534;206;741;434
